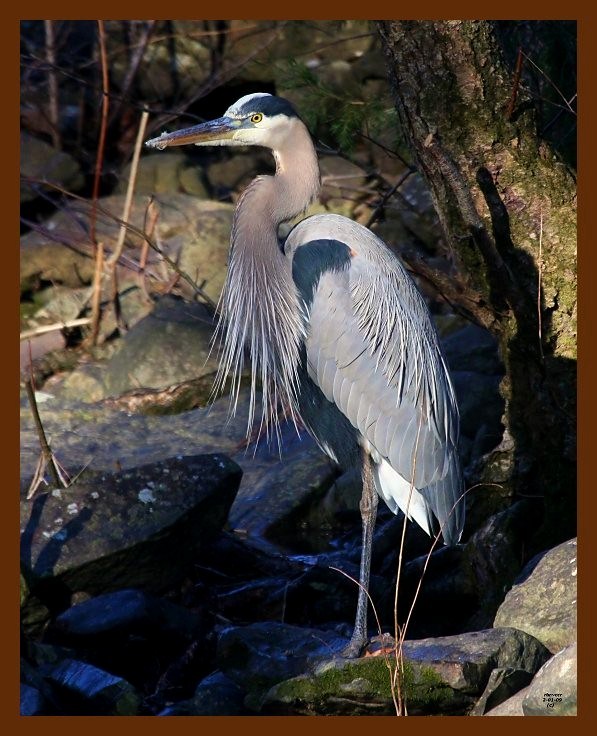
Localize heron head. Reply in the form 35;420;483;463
145;93;302;152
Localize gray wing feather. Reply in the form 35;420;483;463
295;242;463;543
298;253;462;541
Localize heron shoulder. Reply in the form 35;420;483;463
285;213;386;259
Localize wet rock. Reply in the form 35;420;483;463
216;555;384;630
470;667;534;715
116;151;209;198
102;295;218;395
20;570;51;638
493;538;577;653
47;589;213;693
20;454;241;623
50;588;203;646
217;621;347;702
521;642;577;716
159;671;249;716
21;132;84;204
39;658;141;715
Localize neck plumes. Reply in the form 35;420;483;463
213;121;321;441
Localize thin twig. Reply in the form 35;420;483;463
90;20;110;247
365;169;415;229
23;178;218;310
139;198;159;298
537;210;544;360
44;20;61;149
521;51;577;116
107;109;149;334
87;242;104;347
24;378;62;491
391;412;423;716
108;110;149;267
109;21;156;124
505;47;523;120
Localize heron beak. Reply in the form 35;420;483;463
145;117;239;149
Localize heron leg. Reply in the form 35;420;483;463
343;450;378;658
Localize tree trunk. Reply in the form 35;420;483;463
377;20;576;548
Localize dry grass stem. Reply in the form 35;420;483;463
20;318;92;341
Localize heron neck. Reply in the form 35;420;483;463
234;125;320;240
215;124;319;435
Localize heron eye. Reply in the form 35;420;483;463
251;113;263;124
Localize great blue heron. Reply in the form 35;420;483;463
146;93;465;656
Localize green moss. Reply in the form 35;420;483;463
267;657;455;714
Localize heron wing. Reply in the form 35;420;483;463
290;230;463;541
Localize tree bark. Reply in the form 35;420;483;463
377;20;576;548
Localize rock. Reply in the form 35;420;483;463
461;501;541;631
228;420;336;546
50;588;203;644
493;538;577;653
39;658;141;715
20;390;336;550
21;132;84;204
48;589;211;693
58;363;108;403
488;643;578;716
110;22;210;98
20;193;233;303
400;628;550;694
217;621;347;703
442;324;504;376
31;286;92;324
470;667;534;715
102;295;218;395
522;643;577;716
262;653;462;715
260;627;549;715
20;683;52;716
205;149;274;194
319;155;369;210
20;570;51;638
115;151;209;198
20;454;241;621
165;197;234;303
451;370;504;444
159;671;249;716
484;685;528;715
20;332;66;376
375;544;475;640
216;558;384;630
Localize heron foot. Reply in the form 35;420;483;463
340;636;368;659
